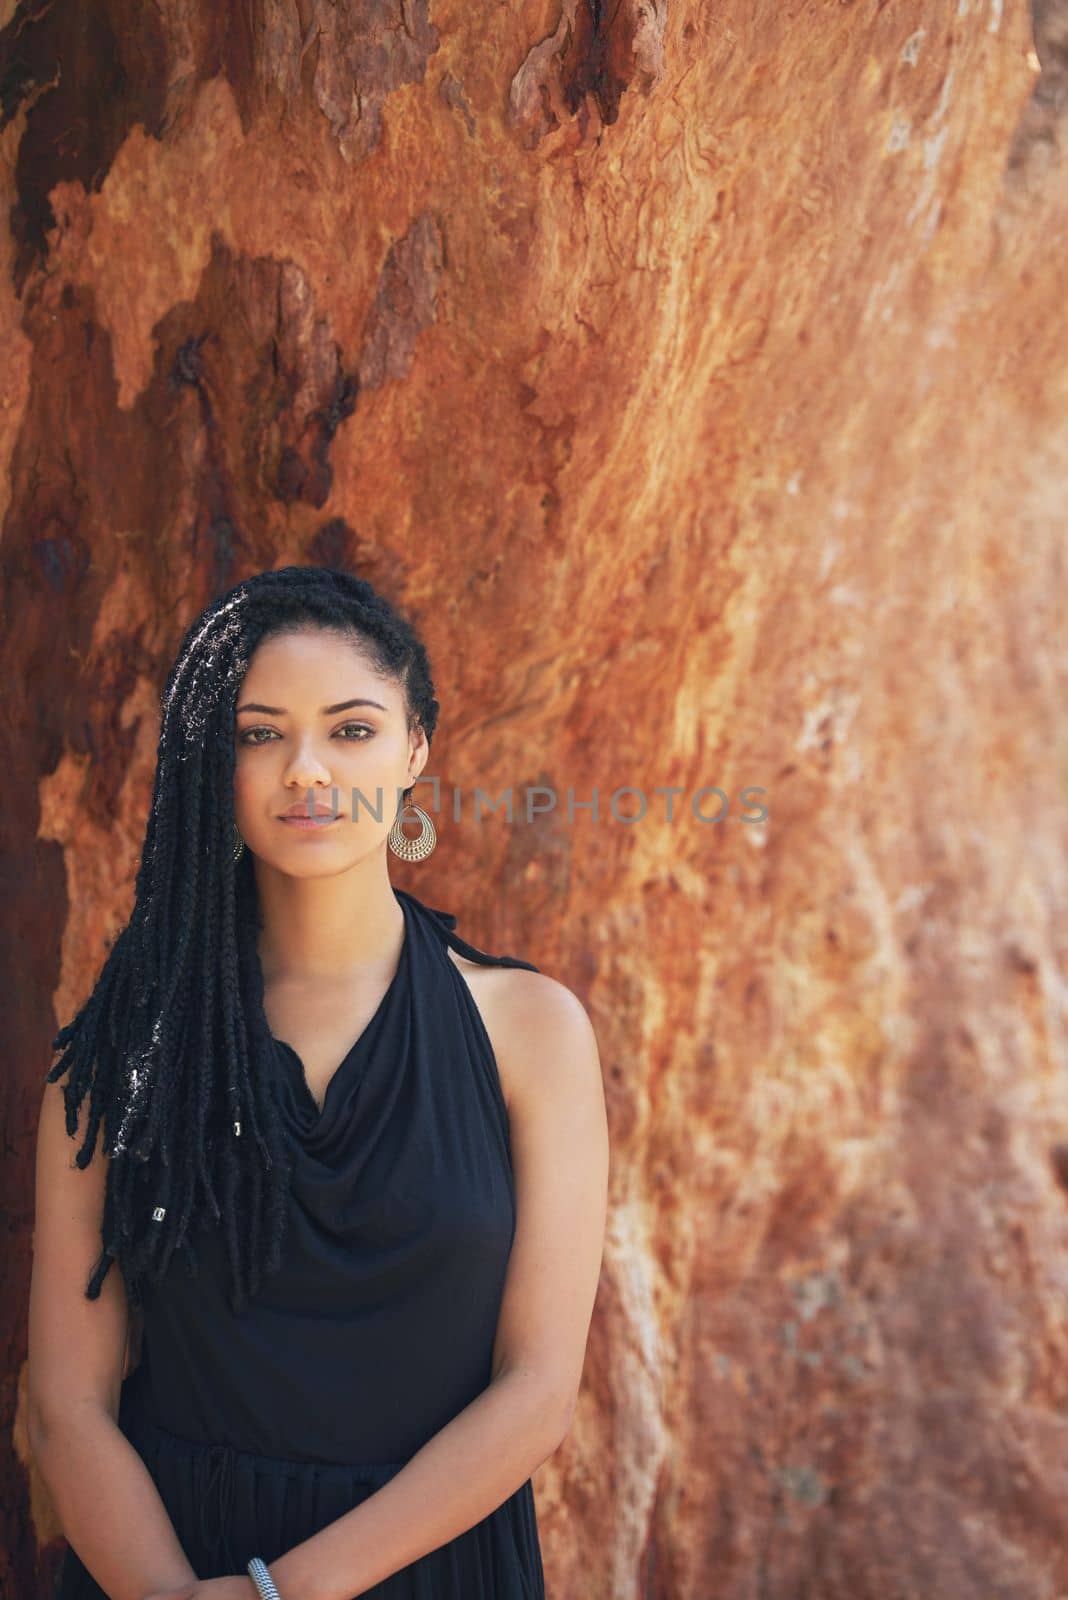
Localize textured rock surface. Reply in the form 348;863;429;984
3;1;1068;1596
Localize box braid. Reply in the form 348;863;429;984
45;566;439;1315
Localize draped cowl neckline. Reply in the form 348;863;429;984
265;887;539;1154
269;907;411;1134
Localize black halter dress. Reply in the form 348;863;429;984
54;886;546;1599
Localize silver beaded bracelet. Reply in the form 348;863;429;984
246;1556;284;1600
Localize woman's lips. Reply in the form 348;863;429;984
278;814;342;829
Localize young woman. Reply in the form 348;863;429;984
29;565;609;1600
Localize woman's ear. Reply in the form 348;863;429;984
409;723;430;783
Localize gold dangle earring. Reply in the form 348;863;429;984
231;821;245;862
388;784;437;862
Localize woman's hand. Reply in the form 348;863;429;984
143;1579;253;1600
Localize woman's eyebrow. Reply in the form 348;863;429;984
235;698;388;715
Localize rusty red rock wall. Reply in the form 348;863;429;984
4;1;1068;1596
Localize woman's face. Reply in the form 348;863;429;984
232;626;428;873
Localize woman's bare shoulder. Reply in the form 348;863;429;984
445;946;588;1018
445;948;596;1108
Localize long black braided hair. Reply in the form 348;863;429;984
45;566;439;1315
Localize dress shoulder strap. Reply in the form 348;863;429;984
396;888;541;973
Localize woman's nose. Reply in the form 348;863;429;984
283;741;333;787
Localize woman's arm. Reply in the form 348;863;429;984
28;1077;202;1600
267;973;609;1600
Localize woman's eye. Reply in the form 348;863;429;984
238;724;372;746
